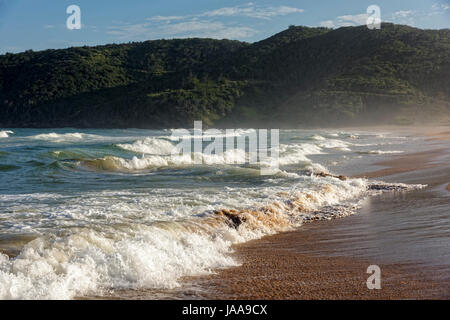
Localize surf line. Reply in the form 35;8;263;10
169;121;280;175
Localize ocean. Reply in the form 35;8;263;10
0;128;439;299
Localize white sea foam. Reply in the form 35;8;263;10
0;172;425;300
80;149;250;172
0;176;364;299
309;134;326;141
358;150;404;155
114;132;357;170
0;130;13;138
32;132;85;140
28;132;121;143
278;143;323;165
88;142;325;172
318;139;351;151
117;138;175;155
167;128;255;142
0;225;238;299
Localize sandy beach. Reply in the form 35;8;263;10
188;128;450;300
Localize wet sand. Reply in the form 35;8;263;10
354;148;446;179
426;131;450;141
190;128;450;300
196;233;447;299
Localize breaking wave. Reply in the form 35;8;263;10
0;130;13;138
29;132;105;143
0;175;425;299
78;149;250;172
115;137;325;169
116;137;175;155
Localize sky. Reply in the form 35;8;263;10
0;0;449;53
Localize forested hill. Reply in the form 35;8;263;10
1;23;449;128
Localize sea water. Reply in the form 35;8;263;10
0;128;430;299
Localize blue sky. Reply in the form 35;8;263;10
0;0;449;53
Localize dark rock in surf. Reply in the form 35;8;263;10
314;171;347;181
215;209;247;229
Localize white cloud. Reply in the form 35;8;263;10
390;10;416;26
320;10;418;29
145;3;305;22
337;14;368;26
107;23;150;38
320;4;449;30
319;20;335;28
159;20;257;39
203;6;251;18
107;3;303;41
148;16;185;22
432;3;450;11
107;19;257;40
393;10;414;18
203;4;304;20
319;13;368;29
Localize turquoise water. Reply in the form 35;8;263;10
0;128;428;299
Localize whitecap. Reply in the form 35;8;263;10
0;130;13;138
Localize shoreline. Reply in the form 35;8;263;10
184;129;450;300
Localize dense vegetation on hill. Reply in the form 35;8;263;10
0;23;449;128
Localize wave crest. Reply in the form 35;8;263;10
0;130;13;138
117;137;175;155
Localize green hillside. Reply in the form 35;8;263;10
1;23;449;128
